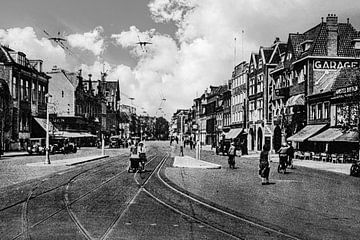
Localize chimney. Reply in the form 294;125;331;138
77;69;83;89
88;74;93;93
326;13;338;57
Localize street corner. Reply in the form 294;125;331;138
173;155;221;169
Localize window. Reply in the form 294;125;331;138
323;102;330;119
25;80;29;101
62;91;64;98
32;82;36;103
12;77;17;99
317;103;323;119
310;104;316;120
20;79;24;100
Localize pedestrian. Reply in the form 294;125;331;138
259;144;270;185
228;142;236;169
287;141;295;169
137;141;147;170
277;143;289;173
175;136;179;144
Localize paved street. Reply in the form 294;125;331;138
0;142;360;239
0;147;128;189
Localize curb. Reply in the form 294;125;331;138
66;155;109;166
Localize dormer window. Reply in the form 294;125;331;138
300;40;313;52
352;39;360;49
280;52;285;62
259;59;263;69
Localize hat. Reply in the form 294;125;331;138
138;141;144;145
281;142;287;147
231;142;235;145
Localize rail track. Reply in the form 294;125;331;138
6;153;158;240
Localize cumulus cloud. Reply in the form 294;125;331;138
67;26;105;56
0;27;68;71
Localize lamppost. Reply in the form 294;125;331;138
45;93;52;164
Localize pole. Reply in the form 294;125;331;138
45;94;52;164
101;133;105;156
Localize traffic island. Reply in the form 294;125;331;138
173;156;221;169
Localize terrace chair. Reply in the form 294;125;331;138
337;154;344;163
320;153;328;162
304;152;311;160
331;154;337;163
312;153;321;161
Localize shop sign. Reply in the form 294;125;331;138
313;60;360;70
335;86;358;97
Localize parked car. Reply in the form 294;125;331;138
50;137;77;154
27;138;46;155
110;135;123;148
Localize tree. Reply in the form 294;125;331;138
155;117;169;140
347;68;360;160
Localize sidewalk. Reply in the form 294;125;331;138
1;151;30;158
245;151;352;175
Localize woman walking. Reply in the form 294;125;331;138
259;144;270;185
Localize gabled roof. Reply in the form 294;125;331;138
288;20;360;60
62;70;79;88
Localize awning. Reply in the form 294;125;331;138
334;130;359;143
308;128;344;142
224;128;244;139
79;132;97;138
264;126;272;136
287;124;327;142
286;93;305;107
34;117;57;132
53;131;96;138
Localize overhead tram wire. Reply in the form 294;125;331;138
43;29;88;64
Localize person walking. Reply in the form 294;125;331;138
259;144;270;185
287;141;295;169
228;142;236;169
137;141;147;170
277;143;289;174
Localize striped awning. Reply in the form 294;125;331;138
334;130;359;143
308;128;344;142
286;94;305;107
224;128;244;139
287;124;327;142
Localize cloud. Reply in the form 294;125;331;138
67;26;105;56
0;27;68;71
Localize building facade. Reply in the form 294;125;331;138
0;45;50;151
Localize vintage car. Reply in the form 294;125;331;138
109;135;125;148
50;137;77;154
27;138;46;155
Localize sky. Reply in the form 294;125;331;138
1;0;360;119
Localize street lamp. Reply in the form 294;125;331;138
45;93;52;164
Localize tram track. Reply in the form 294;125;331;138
7;153;155;240
63;154;162;240
142;153;304;240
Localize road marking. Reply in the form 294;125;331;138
150;223;157;226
